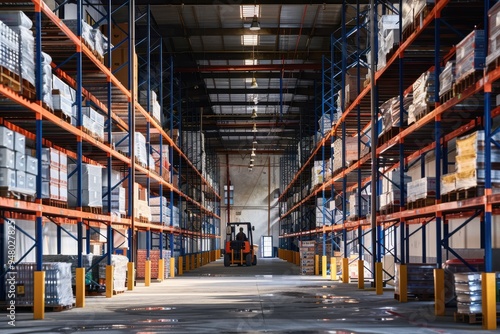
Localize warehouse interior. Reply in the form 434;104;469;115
1;0;500;332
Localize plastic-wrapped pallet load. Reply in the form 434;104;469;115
441;173;457;196
454;272;483;314
348;193;370;220
43;254;94;285
41;52;53;110
455;30;485;82
13;262;73;307
97;254;128;293
0;20;20;77
299;241;316;275
407;177;436;203
68;163;103;208
315;198;333;227
63;19;93;50
439;61;455;97
112;132;148;166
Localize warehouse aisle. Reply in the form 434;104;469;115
4;258;497;333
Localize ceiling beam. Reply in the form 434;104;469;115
129;0;352;5
205;87;314;95
176;63;322;72
136;26;333;37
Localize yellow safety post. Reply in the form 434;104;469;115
158;259;165;281
358;260;365;289
342;258;349;283
75;267;85;307
33;271;45;320
330;257;337;281
322;256;327;278
375;262;383;295
434;268;445;316
314;255;320;276
482;272;497;330
144;260;151;286
185;254;190;272
127;262;134;290
170;257;175;278
106;265;113;298
178;257;183;276
398;264;407;302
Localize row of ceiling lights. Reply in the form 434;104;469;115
246;4;259;172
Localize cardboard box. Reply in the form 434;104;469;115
0;126;14;150
0;147;15;169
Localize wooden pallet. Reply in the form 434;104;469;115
443;187;483;202
454;70;482;96
414;105;433;122
21;79;36;100
380;204;400;215
82;206;103;215
454;312;482;324
0;66;21;92
439;88;455;105
0;188;35;202
52;109;72;124
378;127;400;147
113;289;125;295
42;198;69;208
407;197;435;210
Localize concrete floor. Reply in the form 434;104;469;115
3;258;497;333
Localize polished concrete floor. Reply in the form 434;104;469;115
3;258;498;333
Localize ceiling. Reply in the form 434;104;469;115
125;0;353;155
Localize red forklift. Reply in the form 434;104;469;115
224;222;257;266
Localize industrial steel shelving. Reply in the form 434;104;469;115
279;0;498;326
0;0;220;318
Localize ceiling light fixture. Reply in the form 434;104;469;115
250;157;255;163
251;149;256;157
249;162;254;167
248;167;253;172
252;123;257;132
249;14;260;31
251;108;258;119
252;139;257;145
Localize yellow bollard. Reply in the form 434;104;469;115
314;255;320;276
33;271;45;320
330;257;337;281
170;257;175;278
144;260;151;286
375;262;383;295
75;268;85;307
127;262;134;290
178;257;183;276
158;259;165;281
398;264;407;302
322;255;327;278
358;260;365;289
342;258;349;283
482;272;497;330
106;265;114;298
434;268;445;315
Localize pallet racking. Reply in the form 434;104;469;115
0;0;220;319
279;0;498;327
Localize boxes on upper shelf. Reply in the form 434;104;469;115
407;177;436;202
0;147;15;169
68;164;102;190
0;167;16;188
0;127;14;150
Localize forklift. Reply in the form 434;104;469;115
224;222;257;266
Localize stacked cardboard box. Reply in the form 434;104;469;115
348;193;370;220
408;71;436;124
318;113;332;133
455;130;500;190
439;61;455;97
407;177;436;203
379;169;411;209
455;30;485;82
332;135;370;173
13;262;73;307
40;148;67;201
68;163;102;208
140;90;162;125
97;254;128;293
0;127;37;197
136;249;171;279
377;15;400;71
82;106;105;141
112;132;148;166
311;160;331;188
299;241;316;275
379;95;412;134
441;173;457;196
402;0;430;32
52;75;76;122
